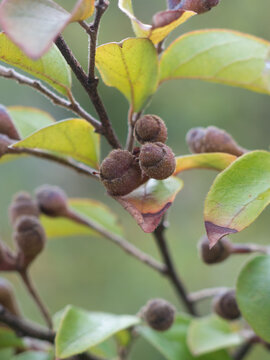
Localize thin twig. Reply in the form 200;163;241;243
233;342;254;360
0;65;101;131
20;271;53;329
65;209;166;274
55;35;121;149
188;287;228;302
231;243;270;255
154;220;197;316
6;147;99;179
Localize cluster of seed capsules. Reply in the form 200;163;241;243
100;115;176;196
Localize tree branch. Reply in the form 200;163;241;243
0;65;101;131
188;287;228;302
233;342;254;360
154;221;197;316
65;209;166;274
55;35;121;149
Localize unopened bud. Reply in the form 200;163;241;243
0;105;20;140
213;290;241;320
9;192;40;225
199;236;232;264
143;299;176;331
35;185;68;217
177;0;219;13
0;278;20;316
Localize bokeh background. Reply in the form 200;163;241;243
1;0;270;358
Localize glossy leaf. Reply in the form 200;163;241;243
41;198;124;239
117;177;183;233
160;29;270;95
204;151;270;247
96;38;158;111
12;119;100;168
118;0;195;45
187;316;244;356
174;153;236;175
55;306;140;358
0;33;72;96
237;255;270;342
138;314;232;360
12;351;53;360
0;328;25;349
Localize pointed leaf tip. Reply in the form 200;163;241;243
205;221;237;248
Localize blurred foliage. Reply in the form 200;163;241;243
1;0;270;358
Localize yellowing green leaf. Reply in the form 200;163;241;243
160;29;270;95
12;119;100;168
55;306;140;358
204;151;270;248
118;0;195;45
70;0;95;22
96;38;158;112
117;177;183;233
174;153;237;174
0;33;72;96
41;198;124;239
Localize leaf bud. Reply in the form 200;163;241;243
134;115;168;144
0;278;20;316
199;235;232;264
35;185;69;217
186;126;246;156
213;290;241;320
9;192;40;225
13;216;46;268
0;105;20;140
139;142;176;180
100;149;144;196
142;298;176;331
178;0;219;13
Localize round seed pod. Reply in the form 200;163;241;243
35;185;68;217
180;0;219;13
0;134;13;158
139;142;176;180
0;278;20;316
213;290;241;320
100;149;143;196
9;192;40;225
143;299;176;331
134;115;167;144
186;126;246;156
0;105;20;140
13;216;46;268
199;236;232;265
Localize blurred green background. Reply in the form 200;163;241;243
1;0;270;358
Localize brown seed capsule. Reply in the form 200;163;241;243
0;278;20;316
35;185;68;217
134;115;168;144
199;236;232;265
186;126;246;156
0;241;16;271
143;299;176;331
139;142;176;180
100;149;144;196
0;105;20;140
213;290;241;320
0;134;13;158
13;216;46;268
178;0;219;13
9;192;40;225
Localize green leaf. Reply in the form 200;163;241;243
237;255;270;342
174;153;236;175
55;306;140;358
160;29;270;95
204;151;270;247
41;198;124;239
0;349;14;360
0;33;72;96
117;177;183;233
138;314;232;360
96;38;158;112
0;328;25;350
187;315;244;356
118;0;195;45
12;351;53;360
12;119;100;168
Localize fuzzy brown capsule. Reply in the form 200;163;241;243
0;105;20;140
13;216;46;268
139;142;176;180
35;185;68;217
186;126;246;156
143;299;176;331
0;278;20;316
100;150;144;196
178;0;219;13
134;115;168;144
199;236;232;265
213;290;241;320
9;192;40;225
